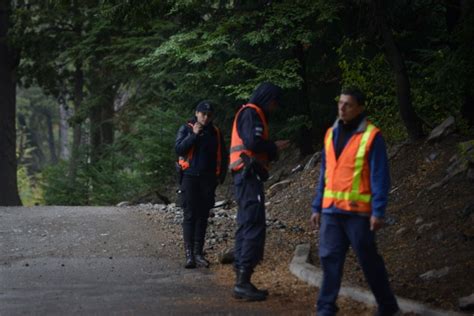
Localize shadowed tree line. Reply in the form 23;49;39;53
0;0;472;206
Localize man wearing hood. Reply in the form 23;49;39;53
229;82;290;301
175;101;228;269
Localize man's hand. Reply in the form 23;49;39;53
193;122;203;135
370;216;384;231
275;140;290;151
309;212;321;230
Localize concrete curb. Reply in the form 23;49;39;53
289;244;467;316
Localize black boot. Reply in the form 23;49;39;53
184;243;196;269
194;242;210;268
233;267;268;297
233;268;267;301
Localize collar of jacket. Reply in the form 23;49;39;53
332;113;368;134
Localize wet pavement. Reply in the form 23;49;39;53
0;207;280;315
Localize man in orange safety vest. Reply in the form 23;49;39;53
229;82;290;301
310;87;400;316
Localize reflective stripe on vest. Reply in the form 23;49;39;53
322;122;379;213
229;104;269;171
178;123;223;176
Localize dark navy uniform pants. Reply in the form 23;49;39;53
233;172;266;271
181;175;216;246
317;213;399;316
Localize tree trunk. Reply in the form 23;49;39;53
90;104;101;164
459;0;474;126
373;0;424;140
68;63;84;182
90;86;115;164
58;95;70;160
0;0;22;205
294;43;314;156
68;0;84;184
101;90;115;147
446;0;474;126
26;118;46;173
17;113;27;163
44;109;58;164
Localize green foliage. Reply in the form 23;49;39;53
409;48;462;126
42;153;148;206
275;115;313;141
84;154;149;205
16;87;58;167
11;0;474;205
17;165;43;206
41;106;184;205
337;38;407;141
458;140;474;161
42;161;89;205
118;106;185;190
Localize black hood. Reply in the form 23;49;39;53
248;82;282;113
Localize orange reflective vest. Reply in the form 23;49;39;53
178;123;223;176
229;104;269;172
322;120;380;213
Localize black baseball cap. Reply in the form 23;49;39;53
195;100;214;113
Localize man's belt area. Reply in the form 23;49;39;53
234;152;269;182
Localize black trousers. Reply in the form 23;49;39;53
233;172;266;271
181;175;217;246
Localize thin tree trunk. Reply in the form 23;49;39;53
89;86;115;165
17;113;27;163
374;0;424;140
44;109;58;164
90;104;101;165
58;95;70;160
294;43;313;156
0;0;22;205
449;0;474;126
68;0;84;185
444;0;474;126
68;63;84;182
101;89;115;147
459;1;474;126
26;120;45;173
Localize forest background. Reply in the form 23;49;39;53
1;0;473;206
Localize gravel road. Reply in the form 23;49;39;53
0;206;283;315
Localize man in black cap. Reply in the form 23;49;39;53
175;101;228;268
229;82;290;300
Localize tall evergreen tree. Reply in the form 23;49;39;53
0;0;21;205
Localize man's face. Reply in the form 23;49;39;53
195;111;213;125
338;94;363;123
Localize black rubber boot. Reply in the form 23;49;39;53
233;267;268;297
184;243;196;269
233;268;267;301
194;242;210;268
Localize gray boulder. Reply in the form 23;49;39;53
304;152;321;170
459;293;474;311
419;266;450;280
427;116;455;143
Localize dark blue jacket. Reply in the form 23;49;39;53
175;118;228;181
311;114;390;218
